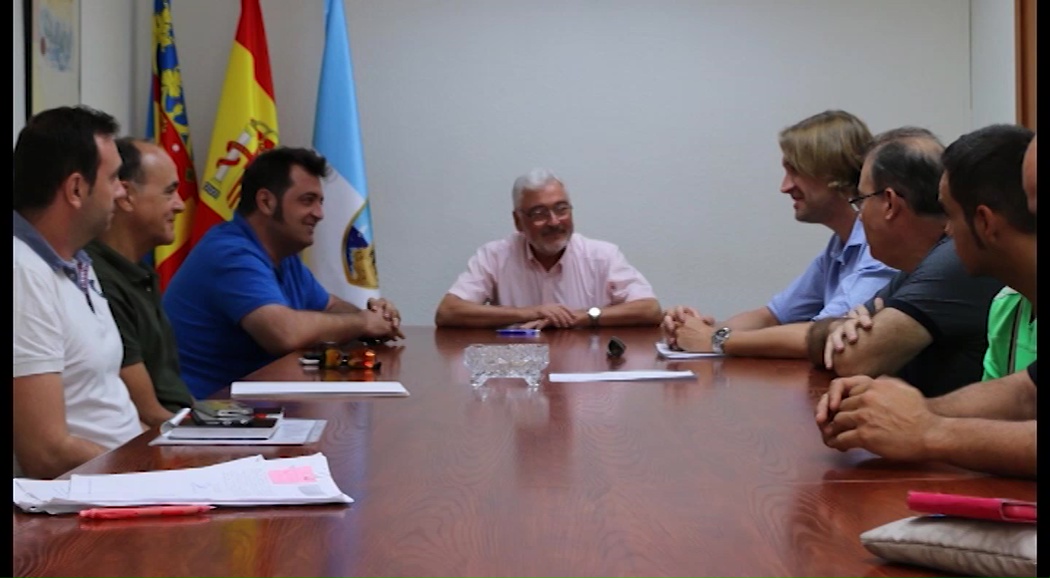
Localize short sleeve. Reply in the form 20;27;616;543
13;262;64;377
447;246;498;303
767;254;827;324
605;248;656;304
210;247;292;323
815;261;897;320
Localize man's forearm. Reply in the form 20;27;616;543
585;298;663;327
927;370;1037;420
722;322;812;359
18;436;109;479
924;417;1036;478
435;295;534;328
721;307;780;331
805;318;839;367
120;363;175;428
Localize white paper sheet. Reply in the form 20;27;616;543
13;453;353;515
655;342;724;359
548;370;696;383
231;381;409;396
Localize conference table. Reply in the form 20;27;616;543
13;326;1035;577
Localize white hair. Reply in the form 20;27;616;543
511;168;566;209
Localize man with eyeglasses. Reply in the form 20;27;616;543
807;127;1004;397
435;168;662;329
814;126;1035;478
663;110;897;359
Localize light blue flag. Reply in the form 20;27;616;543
305;0;380;306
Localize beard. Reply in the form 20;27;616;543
529;226;571;256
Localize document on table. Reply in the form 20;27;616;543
548;370;696;383
231;381;410;397
655;342;724;359
149;417;328;446
13;453;353;515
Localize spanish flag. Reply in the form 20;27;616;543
148;0;198;291
193;0;278;243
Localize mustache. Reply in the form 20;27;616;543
541;226;567;235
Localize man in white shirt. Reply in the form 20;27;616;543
13;106;144;479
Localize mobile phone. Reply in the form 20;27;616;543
193;400;253;419
190;410;254;426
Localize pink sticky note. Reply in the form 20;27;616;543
267;465;317;484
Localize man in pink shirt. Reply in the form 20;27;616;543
435;168;662;329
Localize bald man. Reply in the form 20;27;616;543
815;126;1036;478
85;138;196;426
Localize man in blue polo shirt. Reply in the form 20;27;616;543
163;147;403;399
662;110;897;357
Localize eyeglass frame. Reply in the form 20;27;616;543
518;202;574;224
847;188;887;210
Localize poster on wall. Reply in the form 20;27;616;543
26;0;80;118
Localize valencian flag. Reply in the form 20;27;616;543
147;0;198;290
194;0;278;242
303;0;380;306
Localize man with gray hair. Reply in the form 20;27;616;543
435;168;662;329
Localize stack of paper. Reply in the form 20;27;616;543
13;453;353;515
231;381;409;396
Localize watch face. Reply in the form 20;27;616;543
588;307;601;317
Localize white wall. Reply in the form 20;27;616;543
15;1;1018;326
970;0;1017;128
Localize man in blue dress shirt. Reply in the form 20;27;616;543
663;110;897;358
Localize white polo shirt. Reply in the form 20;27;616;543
13;220;142;478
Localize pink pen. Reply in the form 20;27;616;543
79;504;215;520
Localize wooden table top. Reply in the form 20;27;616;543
13;326;1035;577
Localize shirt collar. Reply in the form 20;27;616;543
12;210;91;273
86;239;154;286
843;216;869;249
829;216;869;262
231;213;281;271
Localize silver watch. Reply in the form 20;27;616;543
587;306;602;327
711;327;732;354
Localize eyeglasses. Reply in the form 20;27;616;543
521;202;573;224
847;189;887;210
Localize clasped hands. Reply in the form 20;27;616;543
517;304;587;330
363;297;405;341
814;373;940;461
660;306;717;352
821;298;884;369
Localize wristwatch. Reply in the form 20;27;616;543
711;327;732;354
587;306;602;328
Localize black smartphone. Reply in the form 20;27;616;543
190;409;253;426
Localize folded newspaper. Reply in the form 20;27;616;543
13;452;353;515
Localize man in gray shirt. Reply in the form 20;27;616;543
807;127;1003;397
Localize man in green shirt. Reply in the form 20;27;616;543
983;287;1036;380
86;138;194;426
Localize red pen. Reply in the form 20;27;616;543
78;504;215;520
